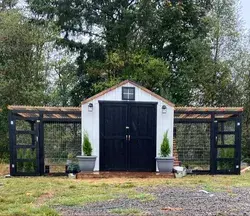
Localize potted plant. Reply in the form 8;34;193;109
67;162;80;174
156;131;174;172
77;132;97;172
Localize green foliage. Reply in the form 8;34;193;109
0;10;51;106
160;132;171;157
17;149;36;173
67;162;80;174
0;9;56;159
28;0;213;106
49;57;78;106
218;148;234;170
0;0;17;10
67;153;74;160
82;133;92;156
85;51;170;97
0;108;8;162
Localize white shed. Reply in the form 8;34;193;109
81;80;174;171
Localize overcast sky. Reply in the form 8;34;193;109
241;0;250;29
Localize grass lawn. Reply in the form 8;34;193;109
1;163;250;216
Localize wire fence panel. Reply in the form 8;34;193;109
175;123;210;171
44;122;81;171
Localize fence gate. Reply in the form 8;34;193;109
213;119;241;174
8;106;81;176
9;118;41;176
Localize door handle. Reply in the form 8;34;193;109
126;135;131;141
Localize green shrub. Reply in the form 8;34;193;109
160;131;171;157
67;162;80;174
82;132;92;156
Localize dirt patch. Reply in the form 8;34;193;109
79;177;168;185
35;192;54;206
0;163;9;176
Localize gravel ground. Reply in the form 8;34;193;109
57;186;250;216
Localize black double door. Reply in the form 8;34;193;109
100;102;157;171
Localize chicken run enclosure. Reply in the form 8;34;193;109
8;106;243;176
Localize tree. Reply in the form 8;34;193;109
71;50;170;105
0;10;55;160
49;56;78;106
0;11;50;106
201;0;245;106
0;0;17;11
27;0;213;105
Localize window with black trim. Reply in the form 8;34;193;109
122;87;135;100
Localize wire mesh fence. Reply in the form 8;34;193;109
175;123;211;171
44;122;81;172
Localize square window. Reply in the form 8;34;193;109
122;87;135;100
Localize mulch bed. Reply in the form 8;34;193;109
56;186;250;215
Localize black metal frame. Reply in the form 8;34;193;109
9;109;81;176
174;110;243;175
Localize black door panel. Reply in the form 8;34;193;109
100;102;157;171
100;103;127;171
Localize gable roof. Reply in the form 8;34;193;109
81;80;175;107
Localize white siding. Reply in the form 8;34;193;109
82;82;174;171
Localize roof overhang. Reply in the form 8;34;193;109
175;107;243;120
8;105;81;121
7;105;243;121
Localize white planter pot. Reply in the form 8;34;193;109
156;157;174;172
66;159;72;165
77;156;96;172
